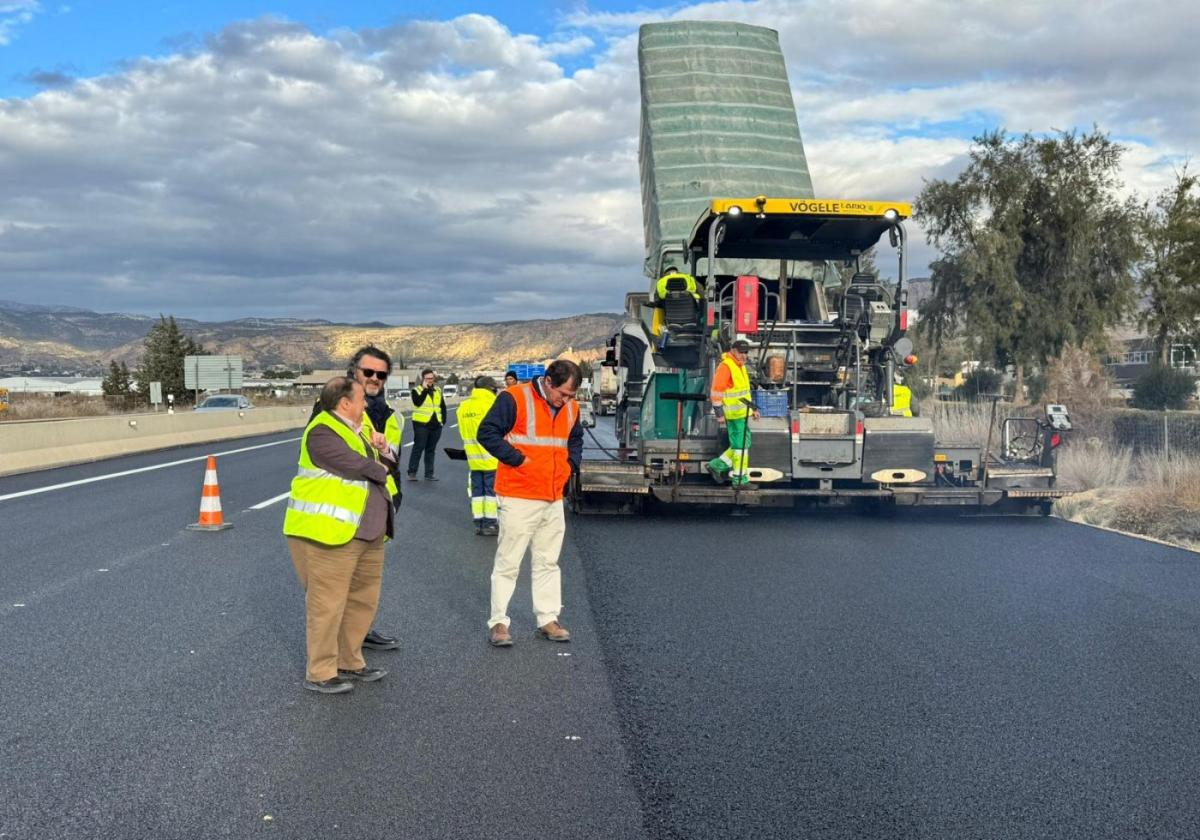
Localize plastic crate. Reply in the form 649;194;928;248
754;389;789;417
507;363;546;381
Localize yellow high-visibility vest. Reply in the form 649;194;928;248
364;408;404;458
892;383;913;417
713;354;751;420
456;388;499;471
656;271;700;302
412;387;444;424
283;412;397;545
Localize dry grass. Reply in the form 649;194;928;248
1056;440;1134;490
1056;448;1200;551
925;400;998;448
0;395;129;421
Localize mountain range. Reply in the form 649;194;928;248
0;301;623;374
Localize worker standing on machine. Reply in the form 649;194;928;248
705;339;760;488
891;371;915;417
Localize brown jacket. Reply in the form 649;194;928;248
307;416;395;541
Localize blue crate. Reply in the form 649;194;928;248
507;363;545;381
754;389;789;417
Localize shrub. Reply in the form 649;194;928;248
1131;365;1197;410
954;368;1002;402
1024;371;1048;404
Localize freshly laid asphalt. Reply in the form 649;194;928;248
2;419;1199;839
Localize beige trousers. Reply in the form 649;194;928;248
488;495;565;629
288;535;385;682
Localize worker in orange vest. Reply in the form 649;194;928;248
477;360;583;648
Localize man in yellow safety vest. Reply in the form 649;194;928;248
655;265;701;302
705;339;760;488
407;368;447;480
456;376;500;536
892;372;914;417
284;377;398;694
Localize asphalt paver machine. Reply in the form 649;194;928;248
569;21;1072;515
573;197;1073;515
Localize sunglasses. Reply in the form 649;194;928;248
359;368;389;380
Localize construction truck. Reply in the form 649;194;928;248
593;367;619;416
570;20;1073;515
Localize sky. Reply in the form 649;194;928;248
0;0;1196;324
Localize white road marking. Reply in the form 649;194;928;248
249;491;290;510
0;436;302;503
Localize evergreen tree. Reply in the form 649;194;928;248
133;316;208;405
915;128;1142;399
101;360;134;397
1138;169;1200;364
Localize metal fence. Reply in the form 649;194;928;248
1101;410;1200;459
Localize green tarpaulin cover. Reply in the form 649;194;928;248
638;21;815;279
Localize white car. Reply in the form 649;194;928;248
194;395;253;411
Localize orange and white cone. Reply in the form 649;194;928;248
187;455;233;531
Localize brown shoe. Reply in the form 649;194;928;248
536;621;571;642
489;623;513;647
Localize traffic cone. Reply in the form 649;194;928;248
187;455;233;531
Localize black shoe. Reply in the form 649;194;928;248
304;677;354;694
425;475;438;481
362;629;399;651
337;667;387;682
474;522;483;535
481;522;499;536
407;473;418;480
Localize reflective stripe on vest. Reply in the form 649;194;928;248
283;412;390;545
412;388;443;424
456;388;498;471
507;384;574;447
714;355;751;420
495;381;578;502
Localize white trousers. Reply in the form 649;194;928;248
488;495;565;629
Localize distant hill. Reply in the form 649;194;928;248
0;301;622;374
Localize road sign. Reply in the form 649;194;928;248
184;356;243;391
149;381;163;405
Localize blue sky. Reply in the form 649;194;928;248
0;0;1194;322
1;1;648;96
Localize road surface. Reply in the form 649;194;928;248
2;419;1199;839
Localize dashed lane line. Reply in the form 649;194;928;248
249;439;418;510
0;436;302;503
249;491;291;510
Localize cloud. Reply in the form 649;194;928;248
0;2;1195;322
0;0;40;46
20;67;73;87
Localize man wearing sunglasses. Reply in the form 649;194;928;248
303;345;404;652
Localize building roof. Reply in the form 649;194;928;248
0;376;105;395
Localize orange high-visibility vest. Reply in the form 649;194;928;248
495;381;578;502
